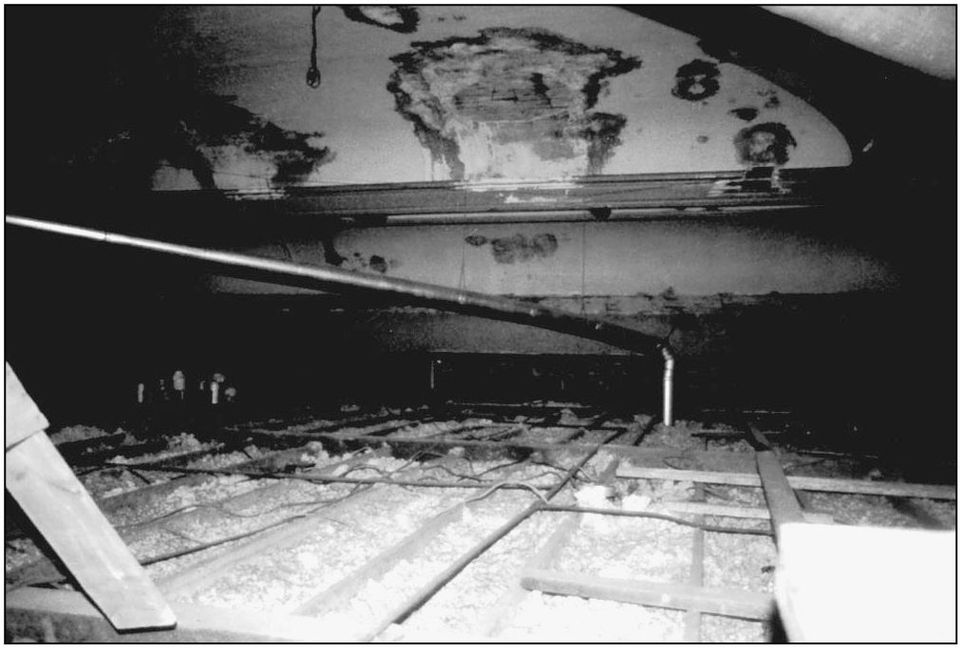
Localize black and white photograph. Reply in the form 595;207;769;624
3;3;957;643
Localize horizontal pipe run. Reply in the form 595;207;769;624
6;215;668;359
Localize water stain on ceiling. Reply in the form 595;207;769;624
466;233;560;264
341;6;419;33
387;27;641;181
734;122;797;166
153;96;334;190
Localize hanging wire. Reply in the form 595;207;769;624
306;6;322;88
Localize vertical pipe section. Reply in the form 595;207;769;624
661;346;675;427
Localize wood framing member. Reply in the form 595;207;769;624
236;425;766;471
748;424;804;543
6;431;175;631
290;475;493;618
521;569;774;621
156;482;379;600
5;587;338;642
659;501;834;524
475;458;623;637
615;465;956;500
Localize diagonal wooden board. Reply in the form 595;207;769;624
6;587;340;642
5;432;176;631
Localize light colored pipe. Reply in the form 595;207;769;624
661;346;675;427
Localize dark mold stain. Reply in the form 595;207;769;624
322;236;346;266
387;28;640;180
734;122;797;166
178;95;334;186
464;234;489;247
341;6;420;33
759;89;781;109
729;107;758;122
368;255;389;274
488;233;559;264
696;135;709;144
579;113;628;174
672;59;721;102
696;39;740;64
589;206;612;221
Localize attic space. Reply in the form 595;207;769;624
4;5;956;644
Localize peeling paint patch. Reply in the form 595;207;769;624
341;6;419;33
465;233;559;263
387;28;640;181
165;96;334;189
759;89;781;109
671;59;720;102
734;122;797;166
341;252;395;273
729;107;759;122
368;255;389;274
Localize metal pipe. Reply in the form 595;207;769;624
661;346;675;426
6;215;667;358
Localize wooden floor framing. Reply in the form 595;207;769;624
4;404;956;642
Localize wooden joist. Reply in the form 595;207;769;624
747;424;804;543
683;486;706;642
291;478;490;618
659;501;834;524
521;569;774;620
5;432;176;631
156;482;377;600
616;464;956;500
5;587;340;642
237;425;764;471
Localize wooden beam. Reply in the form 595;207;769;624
521;569;774;621
5;432;175;631
238;425;763;471
683;486;706;642
747;424;804;543
476;511;582;639
475;458;624;638
5;587;341;642
156;482;378;600
291;476;490;618
616;465;956;500
659;501;834;524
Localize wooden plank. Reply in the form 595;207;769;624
5;587;342;642
158;449;460;600
156;482;379;600
683;486;706;642
521;569;773;620
7;450;391;591
616;465;956;500
755;449;805;542
238;425;762;471
291;479;491;618
96;442;321;514
659;501;834;524
475;458;624;638
475;511;581;639
748;424;804;542
359;436;618;641
5;432;176;631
